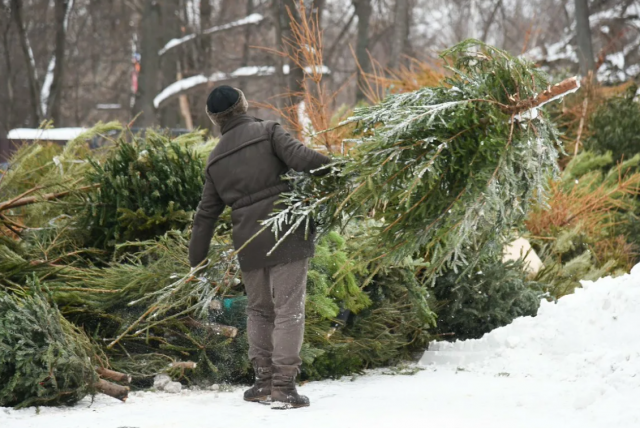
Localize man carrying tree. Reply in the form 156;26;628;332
189;85;330;408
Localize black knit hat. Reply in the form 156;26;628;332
206;85;240;114
205;86;249;127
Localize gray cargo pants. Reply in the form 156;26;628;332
242;258;308;368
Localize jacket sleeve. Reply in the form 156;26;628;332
189;175;226;268
271;124;331;175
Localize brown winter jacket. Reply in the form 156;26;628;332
188;114;331;271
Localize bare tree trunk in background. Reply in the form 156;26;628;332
283;0;304;106
574;0;595;75
387;0;409;69
1;12;14;131
310;0;325;27
353;0;371;102
47;0;71;126
10;0;42;124
272;0;286;110
272;0;304;113
239;0;254;89
325;7;355;68
199;0;212;70
133;0;161;127
158;0;181;128
481;0;502;42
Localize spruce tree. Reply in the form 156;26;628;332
262;40;571;283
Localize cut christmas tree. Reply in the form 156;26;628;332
263;39;578;284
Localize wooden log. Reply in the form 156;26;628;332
96;367;132;384
94;378;130;402
170;361;197;370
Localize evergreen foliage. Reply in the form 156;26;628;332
0;282;97;409
586;84;640;163
302;264;433;380
526;150;640;298
81;130;206;247
534;228;618;299
0;39;589;406
263;40;560;283
433;259;541;340
306;231;371;318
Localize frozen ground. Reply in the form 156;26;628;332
3;266;640;428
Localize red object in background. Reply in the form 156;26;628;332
131;53;141;94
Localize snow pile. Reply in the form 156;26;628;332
423;266;640;407
3;269;640;427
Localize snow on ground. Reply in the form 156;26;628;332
7;128;87;141
3;266;640;428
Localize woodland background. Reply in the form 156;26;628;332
1;0;640;136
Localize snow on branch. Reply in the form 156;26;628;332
153;64;331;109
153;75;209;109
158;13;264;56
523;3;640;69
40;0;75;117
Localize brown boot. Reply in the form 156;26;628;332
243;358;272;403
270;365;310;409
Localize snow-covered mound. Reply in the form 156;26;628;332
4;268;640;428
423;265;640;406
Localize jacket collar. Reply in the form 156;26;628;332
220;114;260;135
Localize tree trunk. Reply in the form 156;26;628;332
2;17;15;131
272;0;286;110
310;0;325;27
387;0;410;69
132;0;161;127
158;0;181;128
325;8;355;68
481;0;502;43
574;0;595;75
10;0;42;124
239;0;254;89
198;0;212;71
283;0;304;105
47;0;72;126
272;0;305;115
353;0;371;102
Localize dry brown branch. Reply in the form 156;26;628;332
362;56;445;99
106;305;157;349
526;163;640;269
0;184;100;212
574;95;589;157
259;0;349;153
